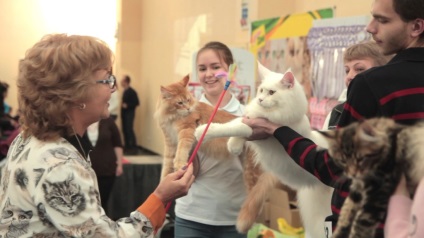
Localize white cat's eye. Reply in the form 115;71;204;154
269;90;275;95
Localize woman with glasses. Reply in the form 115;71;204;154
0;34;194;237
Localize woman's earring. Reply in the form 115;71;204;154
79;103;86;110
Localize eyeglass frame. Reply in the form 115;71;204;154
96;75;116;89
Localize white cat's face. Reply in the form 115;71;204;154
255;68;297;109
247;63;308;123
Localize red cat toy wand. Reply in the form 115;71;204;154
164;64;237;212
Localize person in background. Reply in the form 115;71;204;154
0;83;18;138
385;175;424;237
174;41;246;238
0;82;11;116
85;116;124;216
0;33;194;237
108;82;119;121
241;0;424;237
120;74;139;154
322;41;391;130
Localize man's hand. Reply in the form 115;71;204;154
242;117;281;140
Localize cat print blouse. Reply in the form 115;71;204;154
0;133;154;237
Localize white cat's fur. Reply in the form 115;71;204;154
195;63;333;237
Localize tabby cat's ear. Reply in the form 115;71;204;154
317;130;338;147
257;61;270;80
317;130;336;139
281;70;295;89
358;121;379;143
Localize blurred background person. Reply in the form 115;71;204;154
322;41;392;130
108;82;119;121
85;116;124;216
120;74;139;154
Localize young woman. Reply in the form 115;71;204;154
174;41;246;238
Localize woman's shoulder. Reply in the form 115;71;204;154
9;135;86;167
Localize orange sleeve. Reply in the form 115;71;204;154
136;193;166;231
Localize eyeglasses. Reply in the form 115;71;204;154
96;75;116;89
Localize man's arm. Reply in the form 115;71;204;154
242;118;342;187
273;126;342;187
338;74;380;127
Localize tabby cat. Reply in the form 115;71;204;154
195;63;333;237
320;117;424;238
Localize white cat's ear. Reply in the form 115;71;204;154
281;71;295;89
257;61;271;80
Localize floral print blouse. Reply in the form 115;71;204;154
0;133;156;237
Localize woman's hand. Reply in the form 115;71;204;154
115;164;123;176
153;164;195;205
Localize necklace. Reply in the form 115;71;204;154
72;127;87;160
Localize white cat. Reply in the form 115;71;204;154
195;63;333;237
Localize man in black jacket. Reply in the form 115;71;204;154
242;0;424;237
120;75;139;153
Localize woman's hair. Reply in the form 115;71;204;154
393;0;424;21
123;74;131;84
344;41;391;67
196;41;234;67
18;34;113;141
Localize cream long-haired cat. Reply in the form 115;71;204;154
195;63;333;237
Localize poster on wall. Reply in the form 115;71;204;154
250;8;333;100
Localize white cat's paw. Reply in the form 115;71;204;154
195;124;208;141
195;123;221;141
227;137;245;155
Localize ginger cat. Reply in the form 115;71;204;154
195;64;333;237
154;75;253;178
